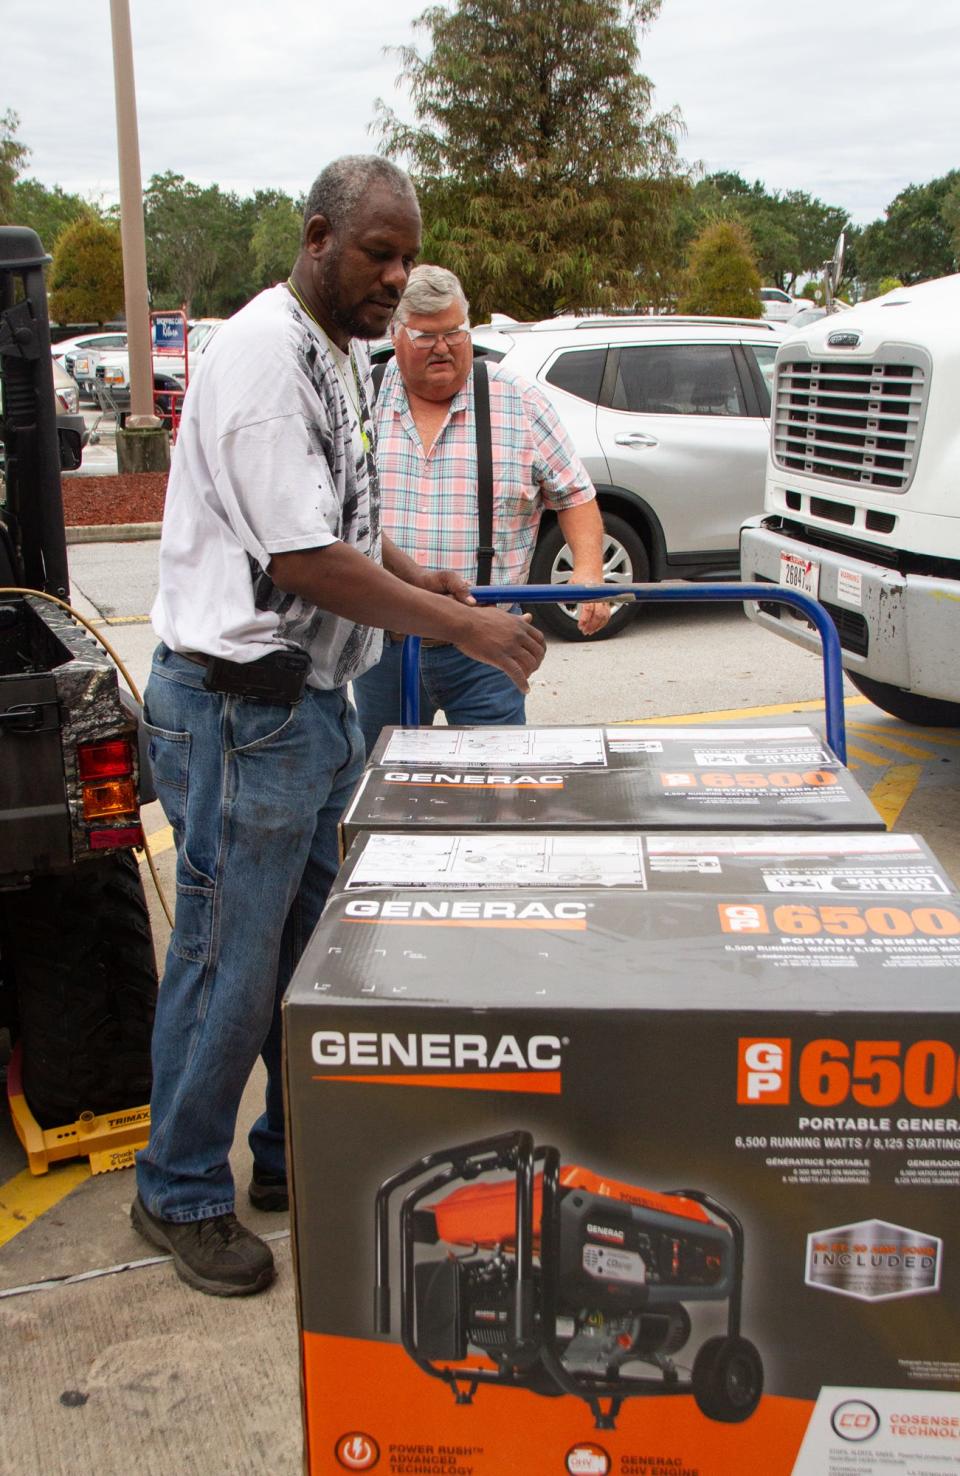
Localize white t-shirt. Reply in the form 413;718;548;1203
151;284;383;689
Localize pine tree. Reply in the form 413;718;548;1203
376;0;687;319
678;220;762;318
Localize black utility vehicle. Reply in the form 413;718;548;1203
0;226;157;1128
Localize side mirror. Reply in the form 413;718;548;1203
822;232;846;312
58;426;83;471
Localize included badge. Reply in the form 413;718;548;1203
806;1219;942;1301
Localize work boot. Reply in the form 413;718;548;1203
248;1167;289;1213
130;1194;275;1297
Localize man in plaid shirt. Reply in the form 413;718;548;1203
354;265;610;753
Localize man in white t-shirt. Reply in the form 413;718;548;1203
131;156;545;1297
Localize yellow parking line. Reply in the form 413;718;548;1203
850;723;960;748
0;1164;90;1249
869;765;923;830
627;696;869;725
846;729;937;760
846;743;896;768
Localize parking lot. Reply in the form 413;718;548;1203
1;538;959;1474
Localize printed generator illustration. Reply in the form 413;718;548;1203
374;1131;763;1430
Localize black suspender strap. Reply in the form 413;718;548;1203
370;359;388;399
473;359;495;586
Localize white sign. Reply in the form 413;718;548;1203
792;1387;960;1474
837;567;863;606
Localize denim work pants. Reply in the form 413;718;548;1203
136;644;364;1223
353;634;526;758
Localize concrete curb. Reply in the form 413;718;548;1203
66;523;161;544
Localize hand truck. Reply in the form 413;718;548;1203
399;581;847;762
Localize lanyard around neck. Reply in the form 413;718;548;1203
286;278;370;452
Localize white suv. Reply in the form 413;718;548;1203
466;314;785;638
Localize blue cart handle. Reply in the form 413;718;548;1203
399;581;847;764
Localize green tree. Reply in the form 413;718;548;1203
683;173;847;292
376;0;687;319
144;172;253;316
48;217;124;325
10;178;93;254
859;172;960;287
0;110;29;222
943;178;960;264
873;276;904;298
249;189;302;290
677;218;762;317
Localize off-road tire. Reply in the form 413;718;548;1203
1;850;158;1127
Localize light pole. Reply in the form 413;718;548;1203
109;0;167;466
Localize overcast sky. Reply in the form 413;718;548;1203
10;0;960;227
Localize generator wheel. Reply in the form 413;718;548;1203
692;1335;763;1423
1;850;158;1128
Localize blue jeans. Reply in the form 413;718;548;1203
136;644;365;1223
353;635;526;757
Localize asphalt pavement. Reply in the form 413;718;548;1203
1;539;958;1475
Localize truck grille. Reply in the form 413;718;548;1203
773;349;928;491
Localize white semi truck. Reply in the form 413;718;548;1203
741;269;960;726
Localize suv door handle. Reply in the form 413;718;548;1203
614;432;658;448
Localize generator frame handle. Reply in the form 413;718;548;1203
668;1188;746;1337
399;581;847;763
375;1129;537;1348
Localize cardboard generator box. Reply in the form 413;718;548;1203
285;830;960;1476
341;725;883;851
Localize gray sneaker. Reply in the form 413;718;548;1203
131;1194;276;1297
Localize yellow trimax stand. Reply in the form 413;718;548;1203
6;1043;150;1176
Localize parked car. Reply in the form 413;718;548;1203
94;317;224;417
786;300;853;330
379;314;784;639
52;357;81;417
151;317;224;381
759;287;800;322
53;331;129;400
93;351;185;423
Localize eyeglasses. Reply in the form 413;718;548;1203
398;323;471;350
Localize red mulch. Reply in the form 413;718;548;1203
62;473;167;527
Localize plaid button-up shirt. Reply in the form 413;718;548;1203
374;360;596;585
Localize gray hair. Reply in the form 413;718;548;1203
395;264;470;325
301;156;416;240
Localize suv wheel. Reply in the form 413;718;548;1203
527;513;649;641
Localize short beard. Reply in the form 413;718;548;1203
318;247;396;341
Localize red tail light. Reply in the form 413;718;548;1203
78;738;134;780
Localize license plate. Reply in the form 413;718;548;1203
779;552;820;599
